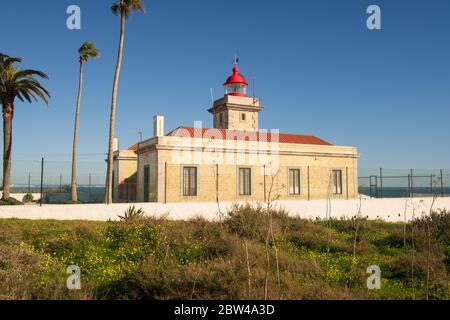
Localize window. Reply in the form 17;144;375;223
143;165;150;202
225;84;247;95
332;169;343;194
241;113;246;121
183;166;197;196
218;113;223;128
239;168;252;196
289;169;301;195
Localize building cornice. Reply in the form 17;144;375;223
151;144;359;159
208;104;263;114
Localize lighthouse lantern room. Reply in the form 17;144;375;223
223;64;248;97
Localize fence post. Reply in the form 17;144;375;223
40;158;44;207
379;167;383;199
441;169;444;197
88;173;91;202
410;169;414;198
408;174;411;198
28;172;31;193
430;174;433;196
59;173;62;192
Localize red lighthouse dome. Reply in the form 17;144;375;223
223;65;248;97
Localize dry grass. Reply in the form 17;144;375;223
0;206;448;300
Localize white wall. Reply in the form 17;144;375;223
0;197;448;222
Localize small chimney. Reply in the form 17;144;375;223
153;115;164;137
113;138;119;152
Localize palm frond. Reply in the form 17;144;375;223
19;84;49;105
0;54;22;71
79;41;99;62
0;56;50;106
13;69;49;81
111;0;145;18
17;89;37;103
4;57;22;68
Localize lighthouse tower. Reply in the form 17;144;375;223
208;62;263;131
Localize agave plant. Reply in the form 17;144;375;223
118;205;145;221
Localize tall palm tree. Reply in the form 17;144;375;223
0;54;50;199
105;0;145;204
70;42;99;202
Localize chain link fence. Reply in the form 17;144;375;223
2;159;450;203
6;158;106;203
358;168;450;198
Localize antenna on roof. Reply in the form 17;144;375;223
136;131;143;142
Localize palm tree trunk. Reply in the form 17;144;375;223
105;9;126;204
71;61;83;202
2;98;13;200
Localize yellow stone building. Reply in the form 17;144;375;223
113;64;359;203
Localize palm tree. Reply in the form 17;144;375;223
105;0;145;204
0;54;50;199
70;42;99;202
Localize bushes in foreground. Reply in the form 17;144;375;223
0;197;23;206
0;205;448;300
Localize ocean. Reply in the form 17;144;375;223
359;187;450;198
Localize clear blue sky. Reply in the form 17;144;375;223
1;0;450;183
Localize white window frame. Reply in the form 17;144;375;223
237;167;252;196
331;169;343;195
288;167;301;195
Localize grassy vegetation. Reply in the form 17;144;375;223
0;197;23;206
0;204;448;300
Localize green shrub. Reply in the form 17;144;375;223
0;197;23;206
224;203;269;241
1;209;449;300
23;193;34;203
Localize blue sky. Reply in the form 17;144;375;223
1;0;450;183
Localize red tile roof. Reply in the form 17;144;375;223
128;143;139;152
166;126;332;146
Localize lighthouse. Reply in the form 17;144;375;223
113;60;359;204
208;62;262;131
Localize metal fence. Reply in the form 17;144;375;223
358;168;450;198
7;158;106;204
3;158;450;203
